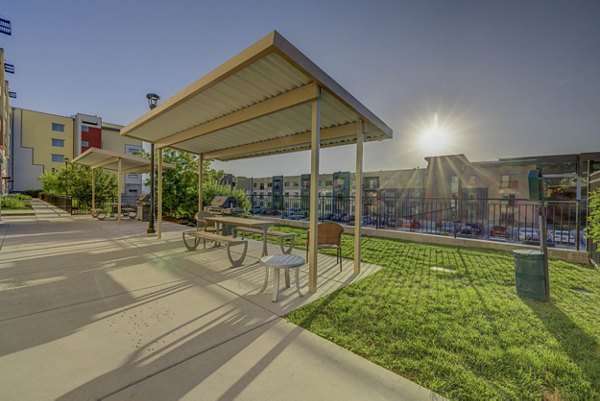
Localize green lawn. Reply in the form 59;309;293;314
262;226;600;401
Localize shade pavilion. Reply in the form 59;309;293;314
121;31;392;292
71;147;173;223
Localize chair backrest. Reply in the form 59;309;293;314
195;211;216;228
318;222;344;246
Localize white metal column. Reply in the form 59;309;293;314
157;148;163;239
308;88;321;293
354;120;364;273
198;153;204;212
117;158;122;223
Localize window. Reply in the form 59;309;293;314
364;177;379;190
325;180;332;186
254;183;257;188
125;144;141;155
294;181;299;187
81;140;89;148
284;182;290;187
260;183;265;190
268;183;272;188
51;154;64;163
500;174;519;189
51;138;64;147
52;123;65;132
127;174;139;179
469;175;477;185
81;125;89;132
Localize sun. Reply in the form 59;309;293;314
419;114;452;154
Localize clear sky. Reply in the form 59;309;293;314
2;0;600;177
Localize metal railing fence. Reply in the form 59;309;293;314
248;194;587;250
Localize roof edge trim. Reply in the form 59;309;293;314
121;31;279;137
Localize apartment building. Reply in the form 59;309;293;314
0;49;11;195
10;108;143;197
235;152;600;225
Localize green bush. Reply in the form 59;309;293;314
2;197;26;209
587;189;600;245
8;193;32;201
39;164;117;208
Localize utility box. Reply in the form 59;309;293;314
528;170;542;201
514;249;549;301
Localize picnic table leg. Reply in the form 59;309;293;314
285;269;290;288
272;268;280;302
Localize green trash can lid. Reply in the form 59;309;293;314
513;249;544;256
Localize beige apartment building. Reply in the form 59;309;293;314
0;48;12;195
10;108;144;197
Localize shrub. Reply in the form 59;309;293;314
587;189;600;245
9;193;32;201
2;197;26;209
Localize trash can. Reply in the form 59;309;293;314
513;249;548;301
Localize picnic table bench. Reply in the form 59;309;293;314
234;227;296;254
182;230;248;267
92;204;137;220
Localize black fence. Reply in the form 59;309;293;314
249;194;587;250
39;194;140;215
39;193;73;214
589;171;600;265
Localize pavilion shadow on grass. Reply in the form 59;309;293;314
121;30;393;293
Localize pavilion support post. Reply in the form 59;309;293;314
157;148;163;239
117;158;122;224
308;88;321;293
354;120;364;273
198;153;204;212
91;168;95;211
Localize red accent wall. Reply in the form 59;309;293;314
81;127;102;152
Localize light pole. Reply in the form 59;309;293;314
146;93;160;234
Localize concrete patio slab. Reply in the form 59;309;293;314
0;201;446;401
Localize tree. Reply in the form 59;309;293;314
154;148;250;218
587;189;600;246
39;164;117;208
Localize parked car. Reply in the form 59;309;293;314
552;230;576;245
458;223;482;236
282;208;306;220
438;221;460;233
518;227;539;241
265;209;281;216
402;219;421;229
490;225;510;239
320;213;336;221
251;205;265;214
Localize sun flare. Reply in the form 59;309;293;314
419;114;452;155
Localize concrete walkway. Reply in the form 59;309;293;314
0;200;445;401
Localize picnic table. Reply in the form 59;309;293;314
204;216;275;257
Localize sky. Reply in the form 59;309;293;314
2;0;600;177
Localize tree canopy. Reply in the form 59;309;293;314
39;164;117;208
160;149;250;218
